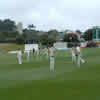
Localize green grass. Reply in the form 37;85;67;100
0;47;100;100
0;43;24;51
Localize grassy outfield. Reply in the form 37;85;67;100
0;43;24;51
0;47;100;100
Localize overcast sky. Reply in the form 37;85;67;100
0;0;100;31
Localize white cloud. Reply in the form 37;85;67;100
0;0;100;31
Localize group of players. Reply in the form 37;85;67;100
16;32;86;72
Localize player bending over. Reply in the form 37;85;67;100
68;32;85;67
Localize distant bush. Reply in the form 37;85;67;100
63;33;80;48
16;35;24;44
87;41;98;48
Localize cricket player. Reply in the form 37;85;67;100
27;50;31;62
49;44;56;72
76;46;85;67
17;49;22;64
69;32;85;67
72;47;76;63
45;48;49;59
30;50;33;61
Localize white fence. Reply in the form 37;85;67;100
24;44;39;52
54;42;69;50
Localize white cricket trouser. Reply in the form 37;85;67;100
50;56;55;72
72;52;76;63
77;53;85;67
72;49;76;63
27;51;30;61
18;56;22;64
77;53;80;67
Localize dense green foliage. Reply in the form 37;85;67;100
63;33;80;47
84;29;93;41
0;18;99;44
0;18;60;44
0;19;16;32
0;19;18;42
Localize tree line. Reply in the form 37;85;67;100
0;18;94;45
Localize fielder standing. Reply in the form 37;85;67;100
27;50;31;62
76;46;85;67
72;47;76;63
17;49;22;64
49;44;56;72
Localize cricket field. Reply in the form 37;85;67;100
0;45;100;100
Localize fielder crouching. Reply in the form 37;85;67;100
68;32;86;67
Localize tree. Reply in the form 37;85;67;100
76;30;82;34
16;34;24;44
0;19;17;32
0;19;18;43
47;29;59;39
84;29;93;41
39;33;56;47
40;33;48;45
63;33;79;42
28;24;36;30
23;29;39;43
0;32;6;42
63;33;80;47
